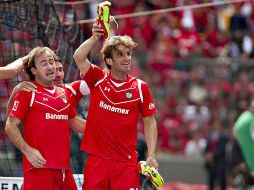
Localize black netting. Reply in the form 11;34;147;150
0;0;87;182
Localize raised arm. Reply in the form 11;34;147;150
5;116;46;168
73;22;104;76
143;115;158;169
0;55;29;80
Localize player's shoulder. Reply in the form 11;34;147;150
128;75;147;84
53;85;67;95
135;77;149;88
63;82;77;95
237;111;254;122
15;90;33;97
65;80;90;96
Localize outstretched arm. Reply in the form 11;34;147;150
143;115;158;169
73;22;104;76
0;55;29;80
5;116;46;168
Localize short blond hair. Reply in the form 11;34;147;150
101;35;137;69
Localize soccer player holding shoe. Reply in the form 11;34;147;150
73;22;158;190
5;47;85;190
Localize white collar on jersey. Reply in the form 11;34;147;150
44;87;56;94
110;79;127;87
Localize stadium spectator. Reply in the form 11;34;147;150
204;121;229;190
184;128;206;158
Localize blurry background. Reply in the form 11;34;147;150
0;0;254;189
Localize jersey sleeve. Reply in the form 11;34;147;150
9;91;32;121
139;81;157;117
65;80;90;107
80;64;104;90
68;104;77;120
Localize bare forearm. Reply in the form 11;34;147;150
5;117;28;153
70;116;86;133
143;116;157;158
6;117;46;168
0;56;28;80
0;67;18;80
73;36;98;75
73;22;104;75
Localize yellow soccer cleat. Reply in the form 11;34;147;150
138;161;164;187
97;1;117;39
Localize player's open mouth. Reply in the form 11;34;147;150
54;79;62;84
122;62;130;66
47;72;54;76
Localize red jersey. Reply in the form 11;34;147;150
9;81;77;172
80;65;156;163
64;80;90;107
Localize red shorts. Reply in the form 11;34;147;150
22;168;77;190
82;154;140;190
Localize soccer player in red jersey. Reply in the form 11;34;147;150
5;47;85;190
7;54;90;114
74;22;158;190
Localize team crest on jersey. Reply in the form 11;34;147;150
12;100;19;111
125;91;132;99
61;95;67;104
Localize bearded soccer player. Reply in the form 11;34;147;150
5;47;85;190
73;22;158;190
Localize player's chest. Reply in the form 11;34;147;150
32;92;69;112
95;81;141;105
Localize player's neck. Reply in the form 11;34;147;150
35;80;54;88
110;71;128;81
